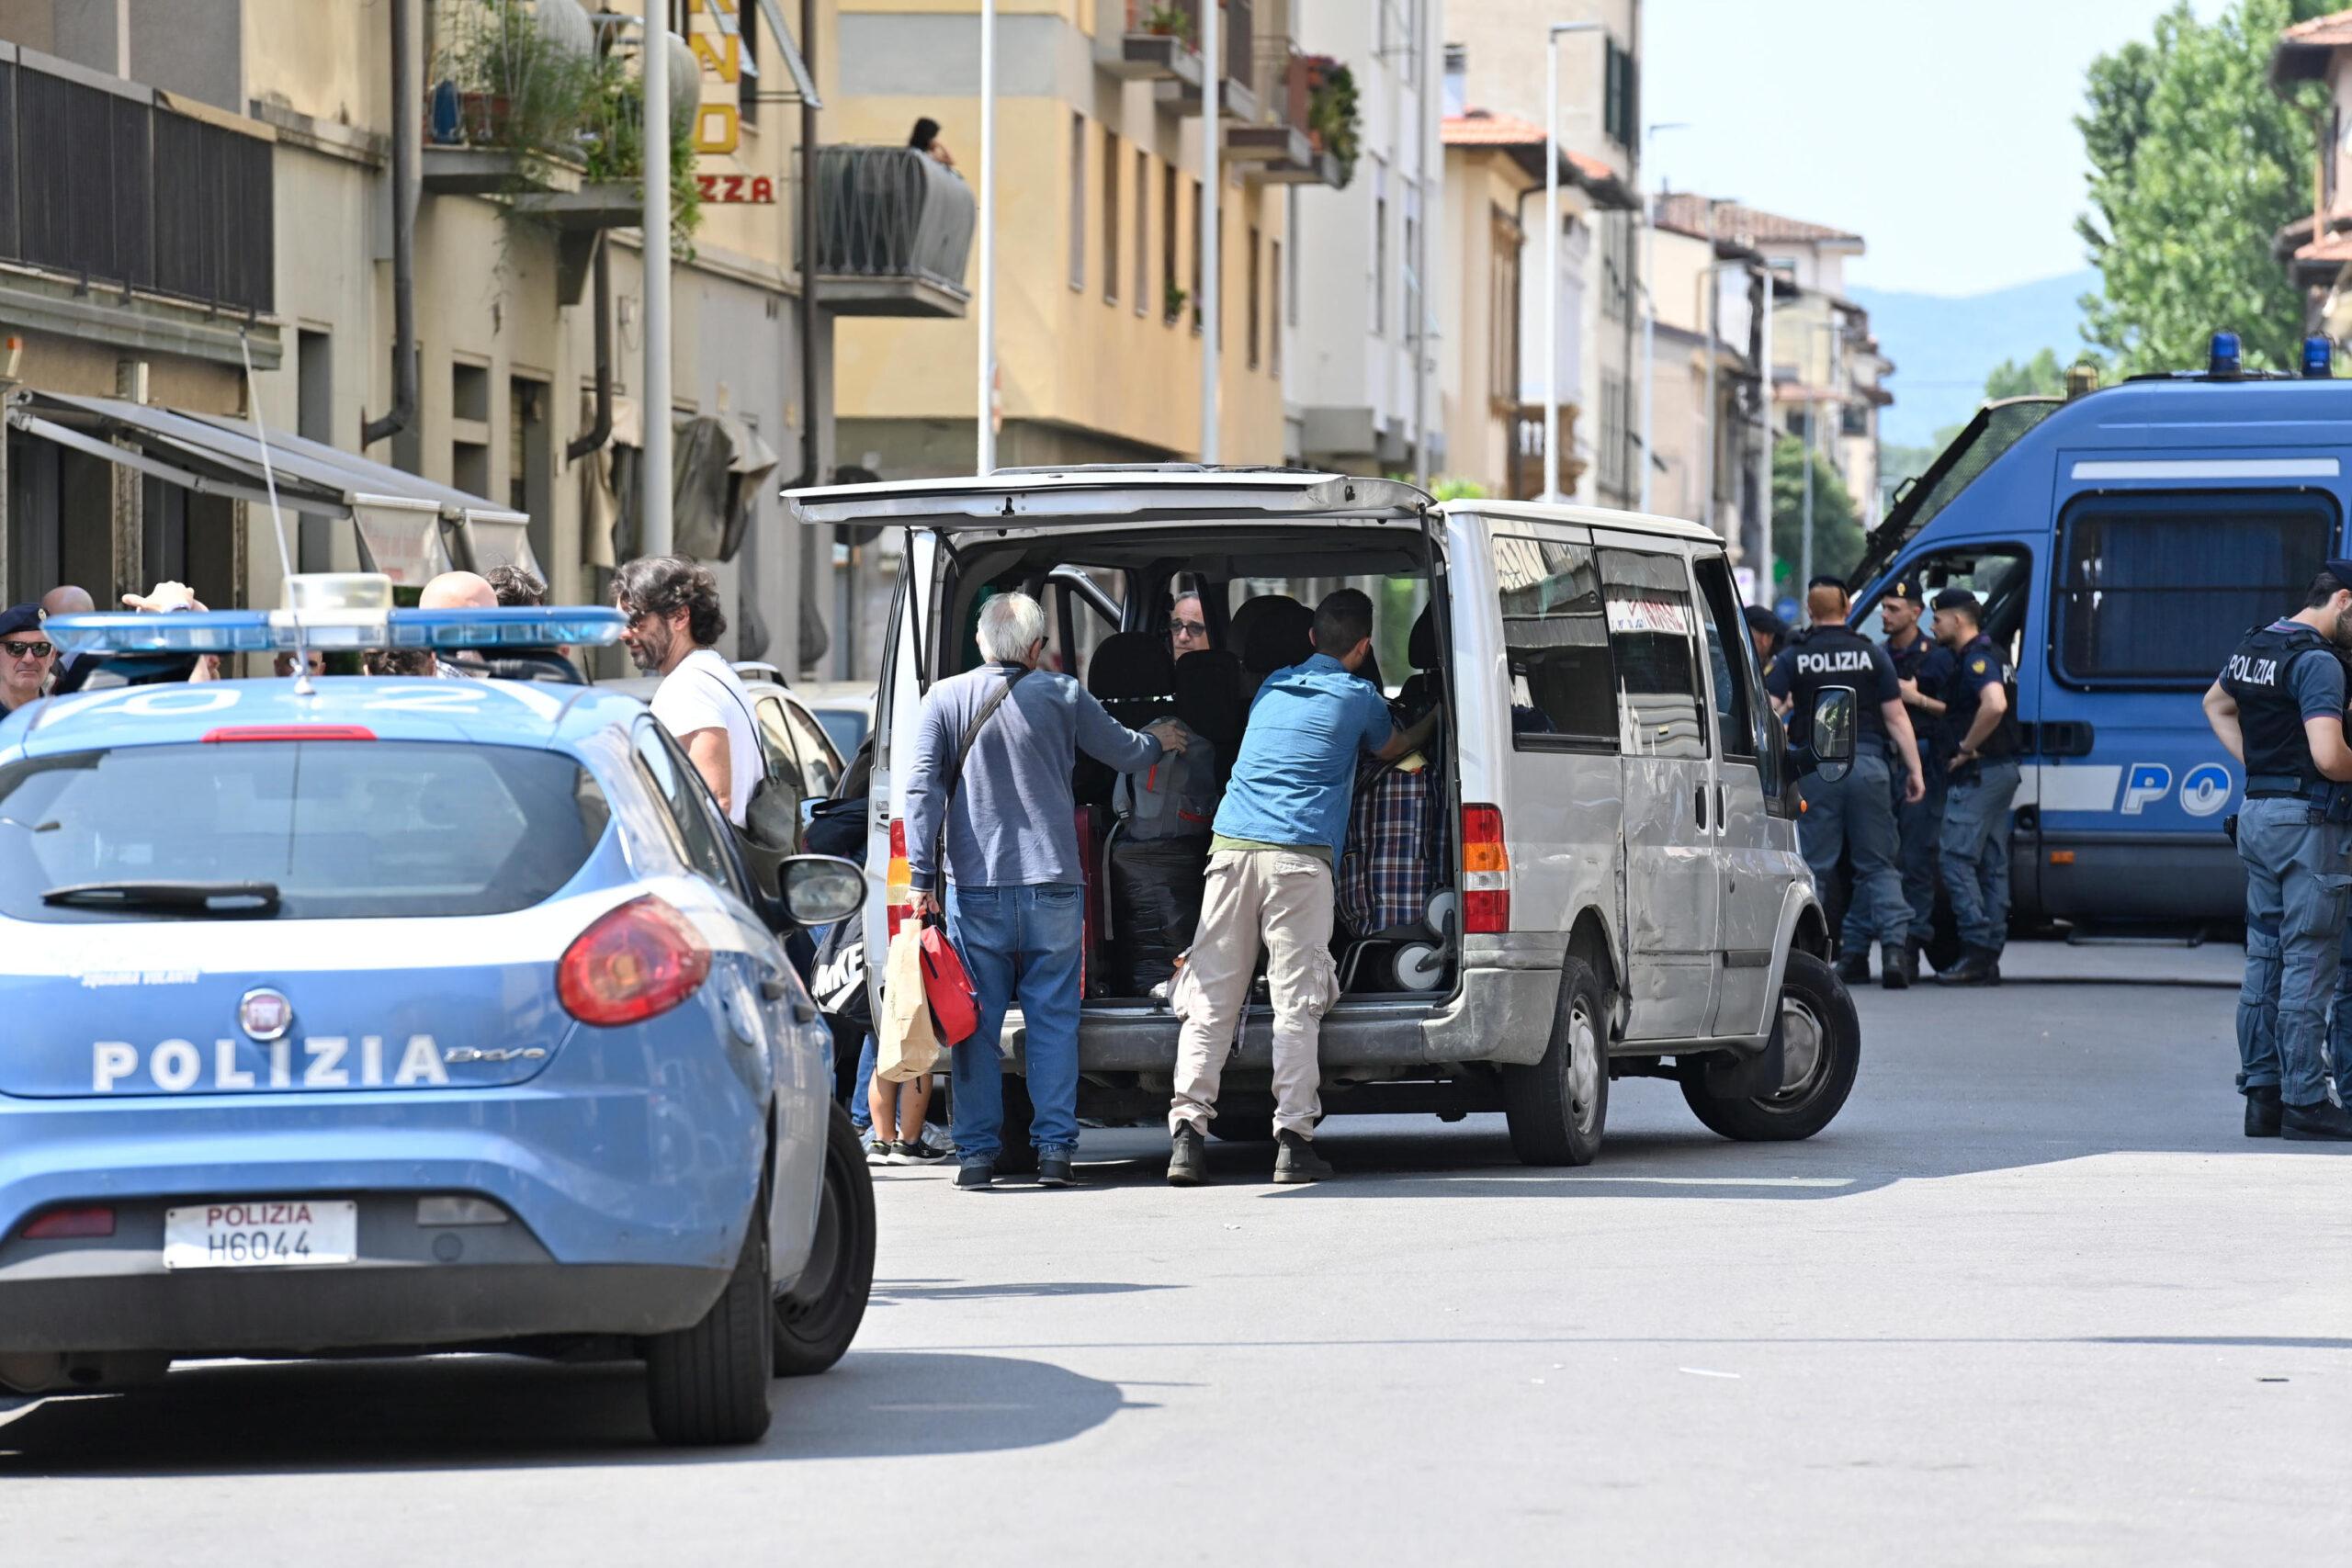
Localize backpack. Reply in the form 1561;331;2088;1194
1114;720;1219;840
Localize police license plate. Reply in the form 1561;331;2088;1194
163;1200;358;1269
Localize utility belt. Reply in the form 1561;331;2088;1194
2245;773;2352;820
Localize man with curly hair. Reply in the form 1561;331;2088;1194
616;555;756;827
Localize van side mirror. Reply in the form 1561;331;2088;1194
1809;688;1857;783
774;854;866;929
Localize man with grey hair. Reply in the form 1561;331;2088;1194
40;585;96;695
905;589;1186;1190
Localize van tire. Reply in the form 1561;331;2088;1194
774;1100;876;1377
1501;957;1610;1167
1680;951;1859;1142
644;1208;774;1446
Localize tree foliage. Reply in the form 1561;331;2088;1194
1771;434;1863;586
2075;0;2333;375
1982;348;2068;400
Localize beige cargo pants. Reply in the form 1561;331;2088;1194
1168;849;1340;1139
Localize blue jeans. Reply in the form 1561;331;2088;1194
946;882;1085;1166
847;1033;877;1135
1803;752;1906;949
1939;760;2019;954
2235;797;2351;1106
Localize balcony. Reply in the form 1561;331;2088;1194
1227;39;1344;186
0;44;279;367
810;147;975;318
1098;1;1205;88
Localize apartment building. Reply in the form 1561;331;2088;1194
2272;11;2352;343
1645;206;1767;546
1444;0;1642;507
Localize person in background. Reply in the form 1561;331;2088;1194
478;564;584;683
273;650;328;679
1929;588;2023;987
1838;575;1954;978
865;1045;942;1167
0;605;56;716
40;586;96;695
904;591;1184;1191
1170;591;1212;664
1744;604;1789;671
616;555;758;828
909;116;955;167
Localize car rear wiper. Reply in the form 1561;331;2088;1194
40;880;282;917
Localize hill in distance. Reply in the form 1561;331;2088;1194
1849;268;2095;448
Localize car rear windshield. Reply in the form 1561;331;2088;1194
0;741;608;922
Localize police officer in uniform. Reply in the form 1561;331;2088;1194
1838;575;1957;976
2201;565;2352;1140
1928;589;2021;987
1767;579;1928;987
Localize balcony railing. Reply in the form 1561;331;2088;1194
811;146;975;318
1227;35;1340;186
1105;2;1255;118
0;51;274;316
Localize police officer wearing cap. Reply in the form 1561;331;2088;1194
1928;587;2021;986
1838;574;1957;977
0;604;55;716
1766;577;1928;987
2201;563;2352;1140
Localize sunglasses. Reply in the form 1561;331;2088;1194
1171;620;1209;638
1;640;52;660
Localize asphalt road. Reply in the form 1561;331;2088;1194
4;939;2345;1566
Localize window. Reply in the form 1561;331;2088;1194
1190;177;1204;332
1162;161;1180;322
1602;38;1640;150
739;2;758;126
1247;224;1261;369
2055;492;2333;685
1103;128;1120;305
1599;548;1707;760
1371;156;1388;337
1135;149;1150;313
1691;554;1759;761
1867;544;2033;672
634;723;739;891
1069;112;1087;291
1269;239;1283;373
782;699;842;797
1496;536;1616;748
1489;207;1521;409
751;696;810;797
1598;370;1629;496
0;742;605;923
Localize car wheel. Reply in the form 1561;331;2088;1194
1500;956;1610;1167
775;1101;876;1377
993;1075;1039;1176
644;1207;774;1446
1680;951;1860;1142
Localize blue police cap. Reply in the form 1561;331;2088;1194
1931;586;1981;615
0;604;42;641
1884;576;1925;604
2326;558;2352;592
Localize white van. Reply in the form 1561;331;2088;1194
789;468;1861;1167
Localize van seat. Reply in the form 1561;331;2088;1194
1076;631;1176;807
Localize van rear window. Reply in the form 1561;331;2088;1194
2056;491;2335;684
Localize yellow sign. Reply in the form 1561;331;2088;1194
684;0;769;201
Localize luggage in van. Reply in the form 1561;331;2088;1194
1338;751;1437;938
1105;834;1207;996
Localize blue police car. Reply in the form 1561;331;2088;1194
0;581;875;1446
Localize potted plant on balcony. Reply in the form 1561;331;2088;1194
1138;4;1194;44
578;51;704;254
1304;56;1360;189
1164;281;1190;325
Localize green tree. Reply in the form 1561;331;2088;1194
2076;0;2333;375
1771;434;1864;587
1983;347;2068;400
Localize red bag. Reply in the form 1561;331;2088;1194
918;916;980;1046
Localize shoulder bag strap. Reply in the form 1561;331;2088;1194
933;667;1032;895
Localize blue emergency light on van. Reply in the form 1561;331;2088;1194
1849;357;2352;932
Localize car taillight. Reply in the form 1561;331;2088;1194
886;816;911;937
557;896;711;1026
23;1205;115;1240
1462;803;1510;933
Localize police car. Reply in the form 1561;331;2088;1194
0;576;874;1446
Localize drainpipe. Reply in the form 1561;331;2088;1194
566;236;613;461
364;0;419;449
795;0;821;490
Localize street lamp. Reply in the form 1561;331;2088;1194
1543;20;1601;503
977;0;996;474
1636;120;1690;514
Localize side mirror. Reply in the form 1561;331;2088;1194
1809;687;1857;783
776;854;865;929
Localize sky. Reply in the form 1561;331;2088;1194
1643;0;2212;298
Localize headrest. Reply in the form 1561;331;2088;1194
1173;648;1244;752
1242;598;1315;675
1408;604;1437;670
1229;594;1296;663
1087;630;1174;702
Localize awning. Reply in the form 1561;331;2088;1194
5;390;538;584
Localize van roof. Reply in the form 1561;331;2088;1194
786;467;1431;529
1444;498;1723;547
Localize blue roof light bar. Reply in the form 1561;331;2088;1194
45;606;626;660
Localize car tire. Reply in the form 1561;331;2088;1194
774;1101;876;1378
644;1208;774;1446
993;1075;1039;1176
1500;956;1610;1167
1680;951;1860;1142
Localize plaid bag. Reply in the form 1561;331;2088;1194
1338;758;1433;936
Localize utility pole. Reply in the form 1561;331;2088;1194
1542;21;1600;502
1799;404;1815;598
640;0;673;556
1753;265;1775;604
1636;122;1689;514
1199;0;1220;463
1410;4;1431;490
977;0;996;473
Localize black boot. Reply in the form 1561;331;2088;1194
1880;943;1915;990
1937;946;2002;987
1272;1130;1333;1184
1835;949;1871;985
2244;1085;2282;1139
1167;1122;1207;1187
1909;938;1935;977
2281;1099;2352;1141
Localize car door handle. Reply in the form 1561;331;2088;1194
1695;784;1709;830
1716;784;1727;832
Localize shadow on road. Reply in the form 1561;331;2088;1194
0;1348;1136;1475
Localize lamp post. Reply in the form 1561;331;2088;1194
977;0;996;474
1200;0;1220;462
641;0;672;555
1542;20;1600;502
1636;121;1689;513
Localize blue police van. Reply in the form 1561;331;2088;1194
1849;333;2346;932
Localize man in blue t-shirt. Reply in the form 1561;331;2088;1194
1165;589;1439;1186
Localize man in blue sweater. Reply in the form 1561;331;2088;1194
905;591;1184;1190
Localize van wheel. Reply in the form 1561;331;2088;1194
1501;956;1610;1167
644;1208;774;1446
1681;951;1859;1142
774;1101;876;1377
994;1077;1038;1176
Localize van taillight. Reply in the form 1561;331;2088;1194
886;817;912;937
1462;804;1510;933
557;896;711;1026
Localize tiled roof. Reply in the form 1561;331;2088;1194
1440;110;1637;210
1440;108;1548;148
2271;9;2352;84
2281;9;2352;48
1656;193;1862;248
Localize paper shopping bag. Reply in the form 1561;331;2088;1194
877;923;942;1083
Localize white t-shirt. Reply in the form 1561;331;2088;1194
650;648;761;828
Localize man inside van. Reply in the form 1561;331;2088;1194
1170;592;1213;663
1766;581;1927;987
1166;589;1440;1187
1929;588;2022;987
